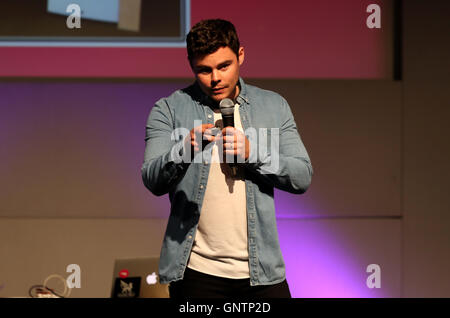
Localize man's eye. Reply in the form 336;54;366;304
220;65;230;70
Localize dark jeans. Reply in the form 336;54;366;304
169;267;291;298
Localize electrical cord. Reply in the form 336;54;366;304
28;285;64;298
28;274;71;298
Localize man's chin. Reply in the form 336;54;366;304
209;92;232;103
209;95;222;103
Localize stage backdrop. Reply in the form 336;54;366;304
0;0;403;299
0;0;394;78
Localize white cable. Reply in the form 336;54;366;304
43;274;71;298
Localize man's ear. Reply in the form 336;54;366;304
238;47;245;66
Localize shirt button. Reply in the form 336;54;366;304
208;114;212;118
188;235;193;240
200;185;204;189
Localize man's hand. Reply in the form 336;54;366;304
219;127;250;163
183;124;250;163
183;123;215;160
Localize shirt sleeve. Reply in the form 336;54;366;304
244;96;313;194
141;99;190;196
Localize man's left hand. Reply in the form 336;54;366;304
219;127;250;163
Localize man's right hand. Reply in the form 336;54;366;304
183;123;216;160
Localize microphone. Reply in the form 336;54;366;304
219;98;235;128
219;98;237;176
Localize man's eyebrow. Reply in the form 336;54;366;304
195;64;211;70
217;60;233;67
196;60;233;69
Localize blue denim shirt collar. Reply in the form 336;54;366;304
236;77;250;105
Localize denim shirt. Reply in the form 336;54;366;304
141;77;313;286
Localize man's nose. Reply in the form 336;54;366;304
211;69;221;84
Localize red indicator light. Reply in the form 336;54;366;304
119;269;129;278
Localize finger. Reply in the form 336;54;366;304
204;127;217;139
224;142;237;150
202;123;215;133
224;136;243;145
223;135;239;143
193;124;211;135
222;128;244;145
221;127;236;136
224;149;237;156
203;134;215;142
222;135;231;142
200;124;216;142
193;131;203;141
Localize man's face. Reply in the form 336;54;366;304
190;46;245;103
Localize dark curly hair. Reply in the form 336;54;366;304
186;19;240;63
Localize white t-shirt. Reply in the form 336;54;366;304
187;103;249;279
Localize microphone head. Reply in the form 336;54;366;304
219;98;235;116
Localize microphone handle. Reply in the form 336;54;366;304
222;114;234;128
221;114;237;176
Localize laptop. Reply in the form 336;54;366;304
111;257;169;298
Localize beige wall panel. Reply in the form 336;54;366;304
249;79;402;217
0;218;167;297
403;81;450;297
402;0;450;297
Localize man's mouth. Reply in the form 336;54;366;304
211;87;226;94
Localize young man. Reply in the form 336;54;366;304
141;19;313;298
